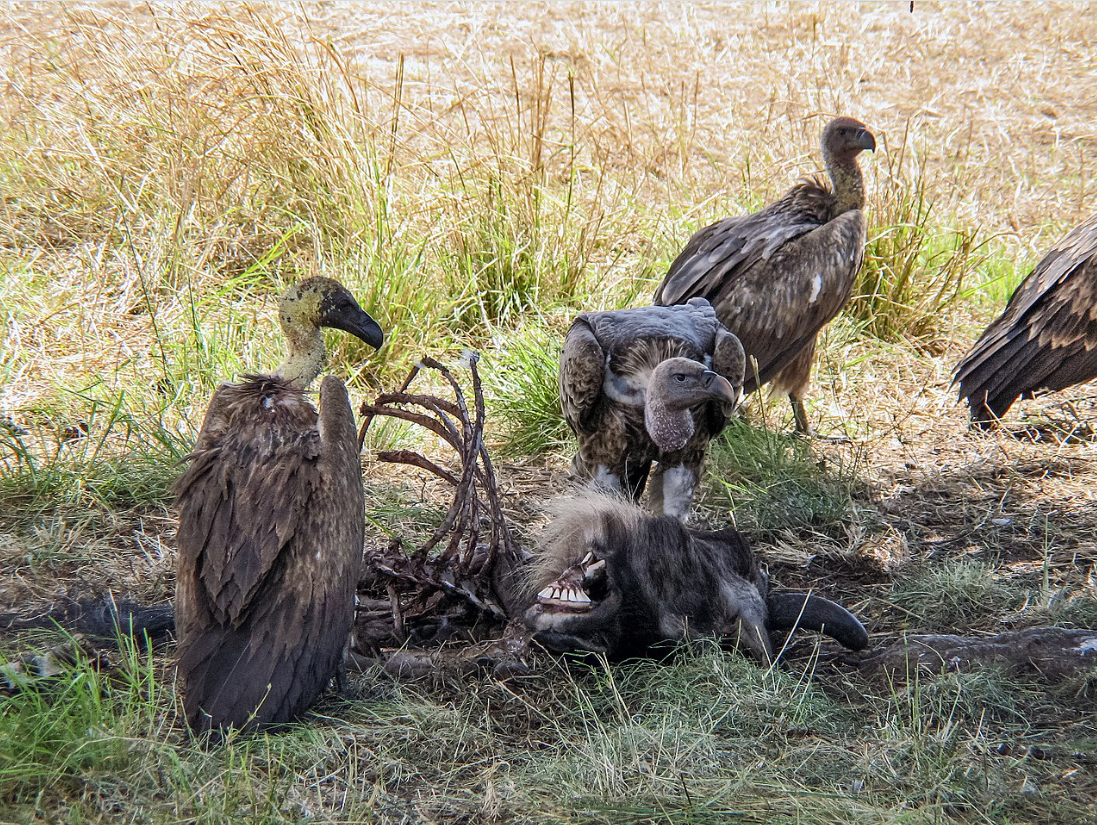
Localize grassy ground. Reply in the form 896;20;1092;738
2;2;1096;823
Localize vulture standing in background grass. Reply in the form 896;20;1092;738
954;214;1097;428
559;298;745;520
174;277;383;736
653;116;876;433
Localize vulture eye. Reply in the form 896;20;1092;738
674;374;687;383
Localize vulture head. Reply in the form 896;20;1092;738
276;276;384;388
822;116;876;163
645;356;742;453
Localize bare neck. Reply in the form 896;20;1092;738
824;150;866;216
275;327;325;390
644;393;694;454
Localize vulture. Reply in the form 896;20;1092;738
954;214;1097;428
173;277;383;736
653;116;876;433
524;492;869;661
559;298;745;520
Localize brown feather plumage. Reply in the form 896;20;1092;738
174;375;364;735
954;214;1097;426
173;278;380;737
653;117;874;431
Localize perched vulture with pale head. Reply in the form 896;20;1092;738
954;214;1097;428
653;116;875;432
174;277;383;736
559;298;745;520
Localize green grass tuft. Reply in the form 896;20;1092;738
484;322;571;458
890;559;1026;633
704;418;857;534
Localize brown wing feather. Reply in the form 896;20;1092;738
712;210;865;392
654;178;864;395
174;374;363;733
654;180;834;307
174;378;321;628
559;317;607;434
955;216;1097;421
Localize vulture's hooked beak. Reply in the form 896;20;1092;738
857;127;876;153
327;306;385;351
702;370;741;406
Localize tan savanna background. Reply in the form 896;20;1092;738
1;3;1096;824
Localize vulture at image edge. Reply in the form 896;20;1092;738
173;277;383;736
954;214;1097;427
653;116;876;433
559;298;745;520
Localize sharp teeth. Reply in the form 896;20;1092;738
551;587;562;600
581;551;595;564
572;590;591;604
537;586;555;600
587;559;607;574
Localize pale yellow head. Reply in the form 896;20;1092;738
274;277;384;388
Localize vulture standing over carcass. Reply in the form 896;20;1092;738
524;492;869;660
173;277;384;736
559;298;745;520
954;214;1097;428
653;117;876;433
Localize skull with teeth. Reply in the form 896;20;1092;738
536;552;607;612
524;491;870;660
537;550;609;609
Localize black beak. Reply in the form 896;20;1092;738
326;305;385;350
702;370;741;406
857;128;876;152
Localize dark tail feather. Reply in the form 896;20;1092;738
766;592;868;650
0;598;175;644
954;329;1035;427
955;328;1097;428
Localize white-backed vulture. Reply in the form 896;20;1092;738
173;277;383;736
559;298;745;520
653;116;876;433
524;492;869;660
954;214;1097;428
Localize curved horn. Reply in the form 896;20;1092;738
766;592;869;650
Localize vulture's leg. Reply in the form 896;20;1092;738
773;339;815;435
586;463;622;493
790;396;810;435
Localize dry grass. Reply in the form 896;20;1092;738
2;3;1097;824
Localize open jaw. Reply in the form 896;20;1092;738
536;551;607;613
